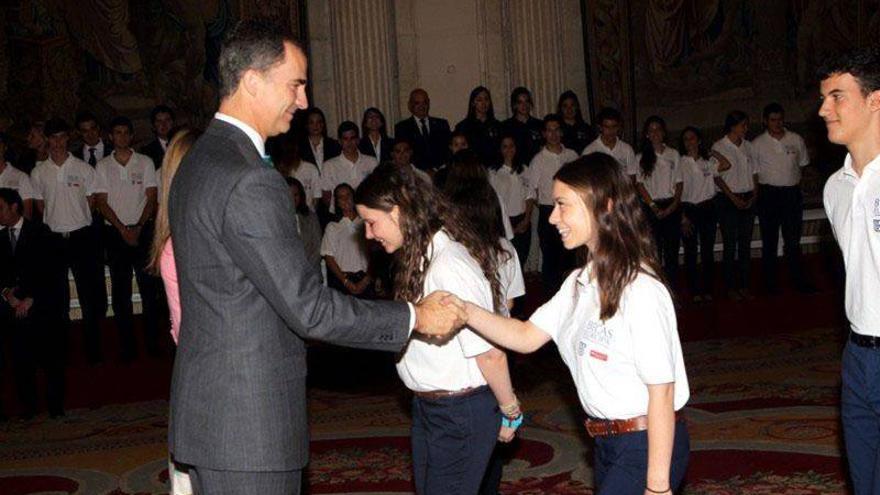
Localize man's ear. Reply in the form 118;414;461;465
869;89;880;113
241;69;263;98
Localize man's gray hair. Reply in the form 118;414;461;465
218;20;303;99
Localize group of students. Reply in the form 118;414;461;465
0;106;181;421
0;83;807;494
283;83;814;308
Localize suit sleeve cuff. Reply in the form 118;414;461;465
407;302;416;337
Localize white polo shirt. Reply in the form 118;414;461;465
499;238;525;315
712;136;757;194
95;151;158;225
321;152;378;211
680;155;719;204
823;152;880;337
397;229;496;392
490;164;530;217
525;147;579;206
752;130;810;187
320;217;369;273
31;154;98;233
529;266;690;419
0;163;36;200
635;146;682;201
582;137;638;176
289;160;322;208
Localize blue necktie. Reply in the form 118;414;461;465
261;155;274;168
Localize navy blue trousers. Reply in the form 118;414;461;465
842;339;880;495
411;386;500;495
593;419;690;495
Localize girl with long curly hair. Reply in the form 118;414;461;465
451;152;691;495
354;163;520;495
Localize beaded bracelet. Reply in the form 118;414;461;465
501;413;523;429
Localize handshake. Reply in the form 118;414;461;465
412;291;469;338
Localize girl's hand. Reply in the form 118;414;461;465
498;425;516;443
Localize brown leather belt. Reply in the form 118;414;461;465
413;386;485;400
584;412;683;438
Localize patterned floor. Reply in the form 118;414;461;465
0;326;848;494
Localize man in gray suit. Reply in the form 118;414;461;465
168;21;466;494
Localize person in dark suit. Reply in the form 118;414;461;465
359;107;394;163
167;21;466;494
140;105;175;169
72;111;113;263
394;88;451;172
0;188;67;419
72;111;113;166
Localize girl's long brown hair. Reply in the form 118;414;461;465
148;128;201;275
556;153;665;320
355;163;504;312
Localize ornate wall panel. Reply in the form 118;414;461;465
582;0;636;138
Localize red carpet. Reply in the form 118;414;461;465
0;252;852;494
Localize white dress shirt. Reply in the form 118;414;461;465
824;152;880;337
95;151;158;225
530;266;690;419
310;138;326;167
82;140;107;164
31;154;98;233
635;146;682;200
712;136;757;194
0;163;36;200
752;130;810;187
525;147;579;206
396;230;496;392
490;164;529;217
582;137;638;176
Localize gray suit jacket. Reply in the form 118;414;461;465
168;119;411;471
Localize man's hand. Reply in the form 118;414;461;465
413;290;467;337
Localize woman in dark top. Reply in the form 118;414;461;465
455;86;503;167
359;107;394;163
557;90;595;153
299;107;341;169
502;87;544;164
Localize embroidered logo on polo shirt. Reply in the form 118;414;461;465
874;199;880;232
584;320;613;346
589;350;608;361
